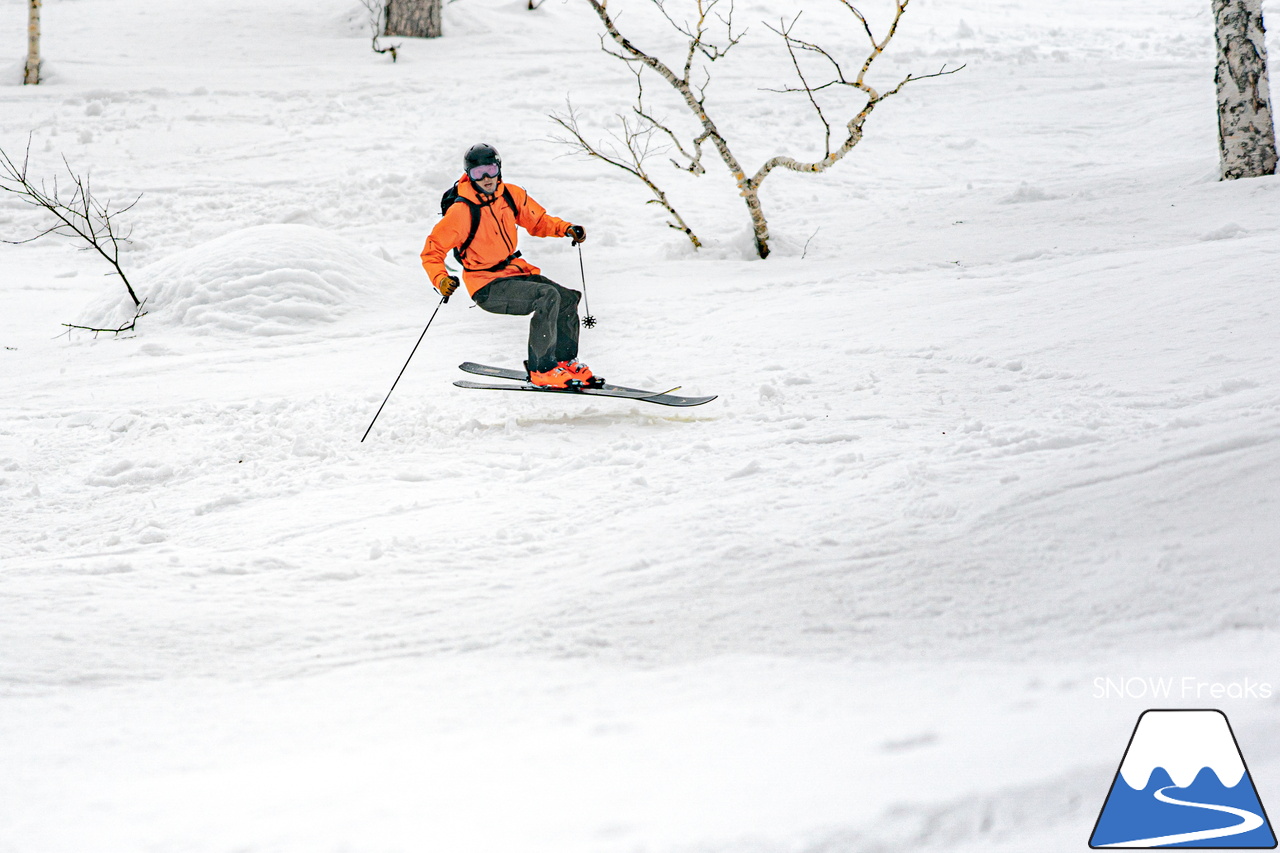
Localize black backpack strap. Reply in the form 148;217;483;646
448;198;482;265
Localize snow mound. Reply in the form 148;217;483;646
79;225;420;336
998;182;1064;204
1200;222;1247;241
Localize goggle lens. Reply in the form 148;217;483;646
468;163;500;181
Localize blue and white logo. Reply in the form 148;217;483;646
1090;709;1276;848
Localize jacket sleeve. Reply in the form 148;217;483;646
513;187;571;239
421;204;471;291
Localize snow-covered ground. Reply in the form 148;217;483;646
3;0;1279;850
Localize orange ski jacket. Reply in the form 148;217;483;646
420;174;573;298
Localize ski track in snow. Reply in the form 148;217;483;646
2;0;1280;851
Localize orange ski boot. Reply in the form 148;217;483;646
559;360;600;387
528;364;577;388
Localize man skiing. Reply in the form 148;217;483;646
421;143;595;389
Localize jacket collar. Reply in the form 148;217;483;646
459;172;505;204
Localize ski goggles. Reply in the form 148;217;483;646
468;163;500;181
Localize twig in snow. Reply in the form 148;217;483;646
1;138;144;313
359;0;400;61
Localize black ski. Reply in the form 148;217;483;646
456;362;716;408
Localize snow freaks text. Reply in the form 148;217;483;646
1093;677;1274;701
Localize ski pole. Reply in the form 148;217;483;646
577;242;596;328
361;293;448;443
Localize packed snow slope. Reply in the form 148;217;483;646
2;1;1279;851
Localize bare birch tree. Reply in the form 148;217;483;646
24;0;41;85
568;0;959;258
1213;0;1277;179
385;0;442;39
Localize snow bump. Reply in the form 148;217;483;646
78;224;418;336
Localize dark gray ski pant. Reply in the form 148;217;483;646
472;274;581;373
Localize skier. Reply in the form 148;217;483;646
421;143;594;389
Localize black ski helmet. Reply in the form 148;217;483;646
464;143;501;178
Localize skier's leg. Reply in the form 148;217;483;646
549;281;581;363
515;274;585;369
472;276;563;372
526;283;565;372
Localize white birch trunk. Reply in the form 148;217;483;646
384;0;441;39
1214;0;1278;179
24;0;41;86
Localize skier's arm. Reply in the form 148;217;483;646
421;205;471;293
513;188;573;239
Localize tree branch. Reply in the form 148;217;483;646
584;0;753;191
751;0;964;187
766;14;834;156
550;99;702;248
61;299;148;338
574;0;959;259
1;138;143;308
359;0;400;61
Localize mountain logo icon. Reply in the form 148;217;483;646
1090;709;1277;848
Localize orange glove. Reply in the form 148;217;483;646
437;275;459;298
